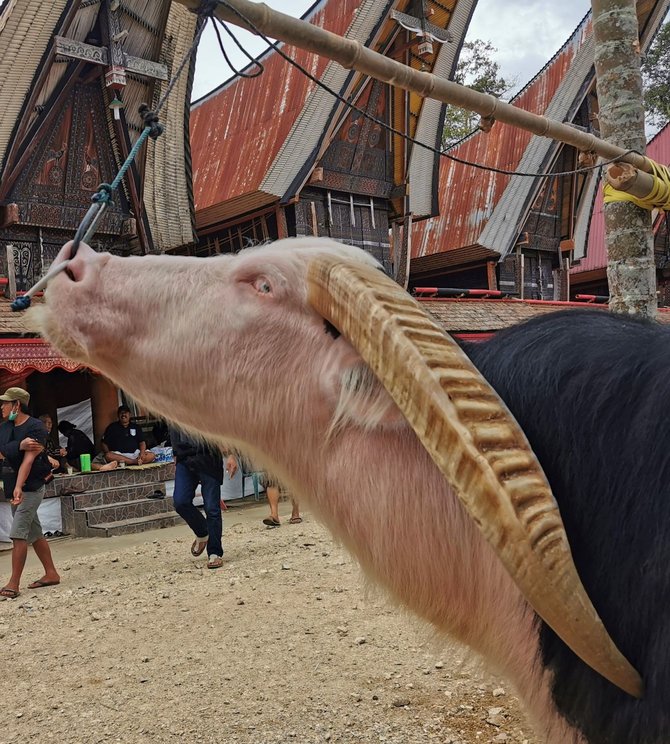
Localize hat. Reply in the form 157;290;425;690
0;387;30;404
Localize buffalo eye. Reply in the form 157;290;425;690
254;278;272;295
324;319;340;339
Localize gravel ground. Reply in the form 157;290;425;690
0;503;538;744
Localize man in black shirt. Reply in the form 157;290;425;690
101;405;156;466
0;387;60;599
169;426;237;569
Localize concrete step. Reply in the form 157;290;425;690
71;483;168;509
82;495;174;526
87;511;182;537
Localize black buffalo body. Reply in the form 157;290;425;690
466;309;670;744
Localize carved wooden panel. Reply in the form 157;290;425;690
318;80;392;198
11;82;129;235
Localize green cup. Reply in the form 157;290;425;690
80;453;92;472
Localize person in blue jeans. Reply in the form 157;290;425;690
169;427;237;569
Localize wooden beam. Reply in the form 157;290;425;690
54;35;108;65
6;245;16;300
173;0;652;173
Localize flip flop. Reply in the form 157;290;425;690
288;517;303;524
262;517;280;527
207;555;224;569
27;579;60;589
0;587;19;600
191;536;208;556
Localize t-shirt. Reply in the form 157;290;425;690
0;416;50;493
102;420;146;453
65;428;96;466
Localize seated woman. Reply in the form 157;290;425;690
38;414;67;472
57;420;117;472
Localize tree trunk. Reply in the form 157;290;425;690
592;0;656;317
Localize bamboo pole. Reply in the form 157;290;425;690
176;0;655;188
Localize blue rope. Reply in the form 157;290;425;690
10;126;155;312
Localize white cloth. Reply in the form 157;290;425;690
0;497;62;542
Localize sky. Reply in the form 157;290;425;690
191;0;592;101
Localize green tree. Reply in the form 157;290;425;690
642;20;670;128
442;40;515;149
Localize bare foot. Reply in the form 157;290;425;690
99;461;118;472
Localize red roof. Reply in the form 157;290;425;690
572;122;670;276
190;0;360;225
422;297;670;333
411;17;593;259
0;339;84;374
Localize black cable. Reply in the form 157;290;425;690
213;0;639;180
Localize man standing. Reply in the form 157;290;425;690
101;405;156;466
169;427;237;569
0;387;60;599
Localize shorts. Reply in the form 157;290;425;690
10;486;45;543
259;472;291;498
113;450;140;459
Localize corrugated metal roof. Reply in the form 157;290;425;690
572;121;670;276
190;0;475;229
411;243;499;276
477;25;594;256
422;297;670;333
412;0;669;262
412;13;593;259
260;0;393;200
408;0;477;219
190;0;358;220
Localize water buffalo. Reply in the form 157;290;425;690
32;238;670;744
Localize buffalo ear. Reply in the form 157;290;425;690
319;336;405;433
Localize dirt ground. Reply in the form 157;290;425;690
0;502;538;744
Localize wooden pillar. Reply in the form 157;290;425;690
6;245;16;300
276;207;289;239
486;261;498;291
90;375;119;449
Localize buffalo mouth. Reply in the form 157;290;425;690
307;255;642;699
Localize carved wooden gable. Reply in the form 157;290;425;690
317;80;392;199
11;82;129;237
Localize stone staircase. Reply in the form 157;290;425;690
51;462;179;538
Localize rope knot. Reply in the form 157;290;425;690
139;104;164;140
196;0;219;17
92;183;113;204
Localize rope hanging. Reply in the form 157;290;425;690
604;159;670;211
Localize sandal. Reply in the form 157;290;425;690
207;555;224;569
288;517;303;524
0;587;19;600
190;536;208;556
262;517;280;528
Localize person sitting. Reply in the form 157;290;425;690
101;405;155;466
38;414;66;472
57;420;117;472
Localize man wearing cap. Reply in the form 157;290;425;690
101;405;156;466
0;387;60;599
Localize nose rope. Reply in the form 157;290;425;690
11;2;214;312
